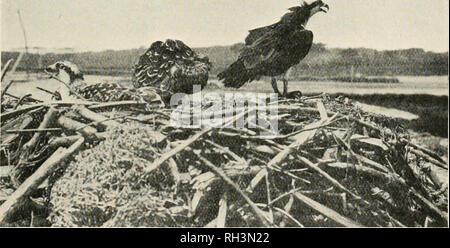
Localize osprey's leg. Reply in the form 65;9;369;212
282;78;288;97
282;67;302;99
271;77;280;95
282;67;292;97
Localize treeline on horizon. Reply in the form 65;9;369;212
1;43;448;77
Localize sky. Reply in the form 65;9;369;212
1;0;449;52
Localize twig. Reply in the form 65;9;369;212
268;187;304;206
254;203;304;227
332;133;389;173
1;114;33;148
87;101;146;111
48;132;108;148
1;59;14;82
216;193;228;227
320;162;402;185
10;107;58;185
297;155;362;200
4;92;42;103
6;128;62;134
144;107;254;174
1;101;94;123
205;140;247;165
248;105;337;192
1;80;16;102
196;154;272;227
20;107;58;155
36;86;60;98
409;188;448;223
144;127;213;174
409;148;448;170
57;115;98;138
0;138;84;222
405;140;447;165
13;94;33;109
73;105;120;128
293;192;364;227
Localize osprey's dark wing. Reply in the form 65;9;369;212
244;8;298;45
218;28;313;88
245;23;278;45
286;29;314;61
240;31;280;69
243;28;313;74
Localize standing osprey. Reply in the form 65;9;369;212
218;0;329;97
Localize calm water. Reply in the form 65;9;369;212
4;74;449;102
208;76;449;96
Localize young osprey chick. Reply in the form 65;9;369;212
45;61;161;104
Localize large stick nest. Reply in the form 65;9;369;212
0;93;448;227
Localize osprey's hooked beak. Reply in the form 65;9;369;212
44;64;60;79
320;4;329;13
44;64;58;74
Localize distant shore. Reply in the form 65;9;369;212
295;76;400;83
2;43;448;78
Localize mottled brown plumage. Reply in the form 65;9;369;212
45;61;161;103
133;39;211;94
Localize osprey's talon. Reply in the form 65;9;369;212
285;91;303;99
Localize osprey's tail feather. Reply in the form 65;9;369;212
218;60;252;88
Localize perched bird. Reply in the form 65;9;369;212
45;61;161;104
133;39;211;94
218;0;329;97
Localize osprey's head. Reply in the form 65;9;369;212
45;61;84;84
286;1;329;27
303;0;329;15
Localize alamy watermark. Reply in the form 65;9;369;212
170;85;279;137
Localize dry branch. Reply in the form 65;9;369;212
1;114;33;147
4;92;42;103
409;148;448;170
297;155;362;200
1;59;14;82
406;141;447;165
0;138;84;222
1;81;16;103
1;101;93;123
196;154;272;227
48;132;108;148
293;192;364;227
88;101;146;111
409;188;448;223
216;193;228;227
144;107;253;174
57;115;98;138
73;105;120;127
321;162;401;185
248;103;335;192
20;107;58;155
6;128;62;134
